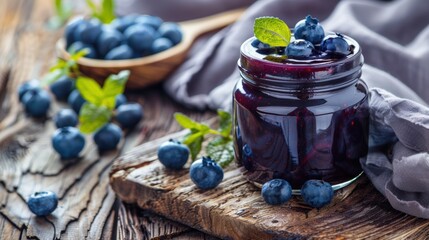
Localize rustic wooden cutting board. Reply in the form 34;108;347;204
109;130;429;239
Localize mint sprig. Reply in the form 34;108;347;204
86;0;115;24
174;110;234;168
42;49;88;86
254;17;291;47
77;70;129;133
206;137;234;168
79;103;112;133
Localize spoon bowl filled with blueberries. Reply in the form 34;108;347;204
56;9;244;88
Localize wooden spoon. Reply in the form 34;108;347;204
56;8;245;89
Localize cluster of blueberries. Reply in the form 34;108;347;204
253;15;351;59
262;179;334;208
157;140;334;208
21;78;143;216
157;140;224;190
65;15;182;60
19;78;143;159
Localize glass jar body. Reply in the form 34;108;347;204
233;37;369;189
233;79;369;189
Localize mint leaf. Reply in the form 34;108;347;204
43;49;86;86
42;69;65;86
254;17;291;47
175;113;210;134
85;0;99;17
86;0;115;24
183;131;203;146
217;110;232;138
70;48;90;60
174;113;202;130
174;111;235;167
75;72;128;132
206;137;234;168
187;133;203;161
100;0;115;23
101;70;129;110
76;76;103;105
79;103;112;133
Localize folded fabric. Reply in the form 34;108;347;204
116;0;255;21
118;0;429;218
363;88;429;219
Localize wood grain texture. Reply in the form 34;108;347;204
110;130;429;240
0;0;218;239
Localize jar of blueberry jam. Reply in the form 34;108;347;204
233;34;369;190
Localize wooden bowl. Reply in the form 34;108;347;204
56;9;244;89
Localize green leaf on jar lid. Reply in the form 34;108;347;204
254;17;291;47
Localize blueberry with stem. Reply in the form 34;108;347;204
294;15;325;45
190;156;224;190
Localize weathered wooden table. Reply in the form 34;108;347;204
2;1;429;239
0;0;219;239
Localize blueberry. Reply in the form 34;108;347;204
110;15;139;33
65;17;85;47
157;139;189;170
189;156;223;190
301;180;334;208
74;19;102;45
251;39;270;49
320;34;350;55
151;38;173;54
67;89;86;114
294;15;325;45
18;79;39;102
133;52;145;58
242;144;253;170
96;28;124;58
50;75;75;101
135;15;163;30
261;179;292;205
124;25;155;52
104;45;134;60
158;22;182;45
27;191;58;216
22;88;51;118
54;109;78;128
93;123;122;151
285;39;315;59
251;39;277;55
115;103;143;129
52;127;85;159
67;41;98;59
115;94;127;108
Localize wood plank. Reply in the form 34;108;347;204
110;130;429;240
0;1;137;238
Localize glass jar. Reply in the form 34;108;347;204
233;35;369;190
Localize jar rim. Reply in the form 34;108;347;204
238;34;363;92
240;34;362;68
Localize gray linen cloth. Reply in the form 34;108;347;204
118;0;429;218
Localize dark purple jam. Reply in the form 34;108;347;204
233;36;369;189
